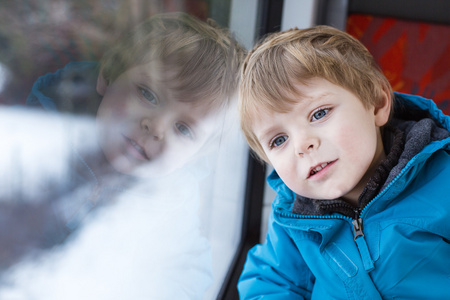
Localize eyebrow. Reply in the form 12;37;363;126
300;90;332;102
256;126;278;145
138;69;161;84
139;69;206;106
315;91;333;100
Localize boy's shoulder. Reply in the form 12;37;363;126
26;61;101;115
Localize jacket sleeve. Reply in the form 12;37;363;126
238;212;314;299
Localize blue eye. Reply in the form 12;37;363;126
175;123;193;139
270;135;287;148
311;108;330;121
139;87;158;105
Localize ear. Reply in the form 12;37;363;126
374;86;392;127
96;72;108;96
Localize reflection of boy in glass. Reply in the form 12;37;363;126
27;12;244;177
3;12;243;275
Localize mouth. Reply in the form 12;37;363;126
122;135;150;161
307;160;337;178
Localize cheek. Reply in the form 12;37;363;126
270;154;299;189
336;116;376;148
97;83;134;120
335;128;361;154
99;98;128;122
336;121;378;172
164;136;202;160
276;169;297;191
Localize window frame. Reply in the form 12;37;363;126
217;1;284;298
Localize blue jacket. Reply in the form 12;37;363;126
238;93;450;299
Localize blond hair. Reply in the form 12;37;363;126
239;25;393;162
100;12;245;110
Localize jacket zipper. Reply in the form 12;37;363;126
352;217;364;239
352;209;374;272
352;209;364;239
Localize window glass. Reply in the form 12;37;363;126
0;1;249;298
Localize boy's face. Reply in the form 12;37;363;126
95;63;219;177
253;78;389;203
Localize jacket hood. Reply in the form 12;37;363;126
26;61;101;114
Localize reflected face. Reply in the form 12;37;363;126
96;63;218;177
253;78;387;203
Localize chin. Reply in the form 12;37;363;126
321;191;348;200
104;155;142;176
311;194;341;201
300;190;345;201
109;162;136;176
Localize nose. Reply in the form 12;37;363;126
140;117;165;141
295;134;320;157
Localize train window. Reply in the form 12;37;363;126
0;1;257;299
4;0;447;299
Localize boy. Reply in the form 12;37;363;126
1;12;244;282
238;25;450;299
